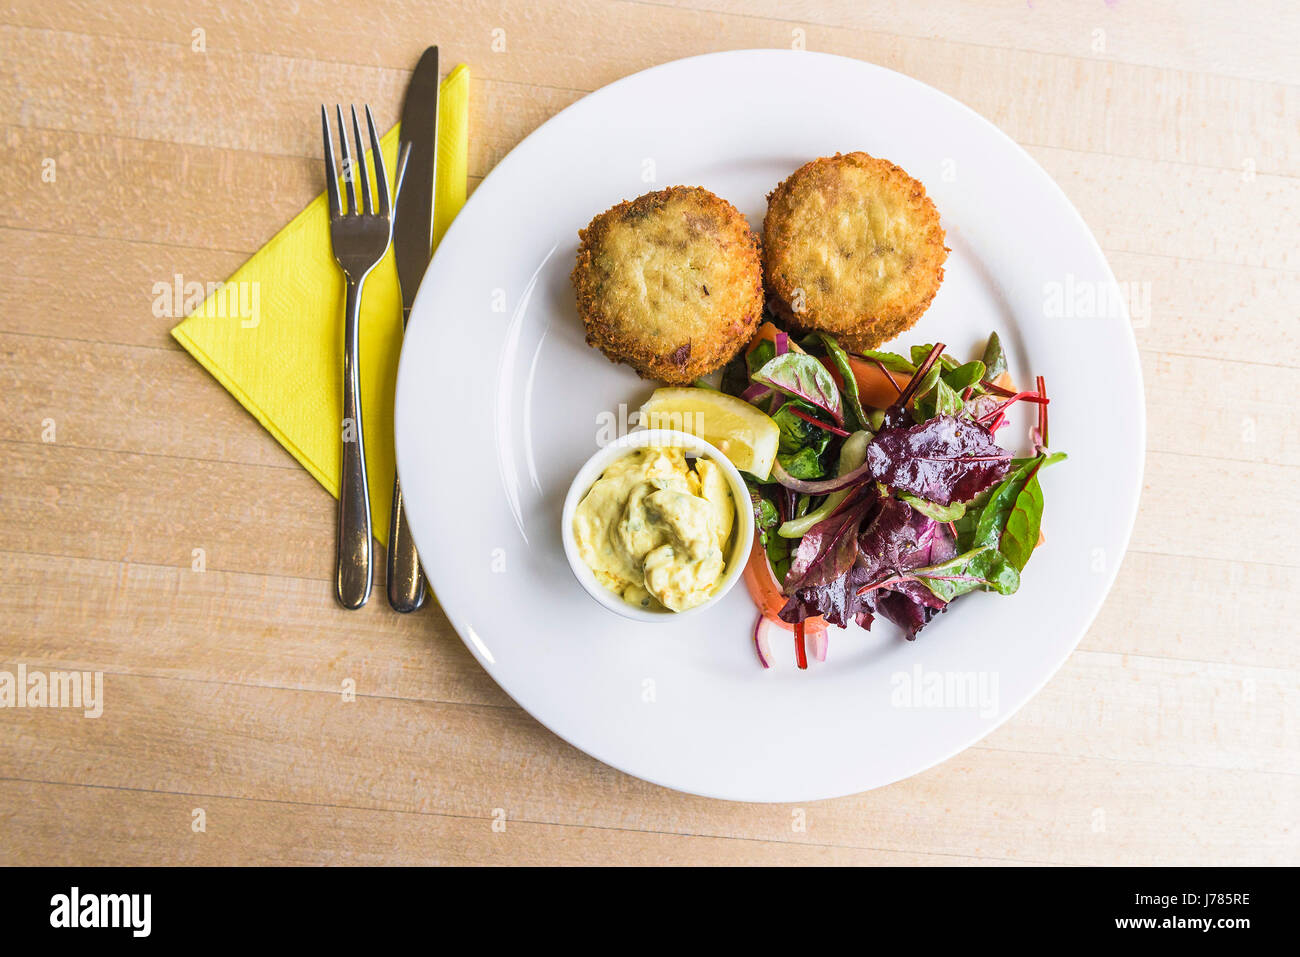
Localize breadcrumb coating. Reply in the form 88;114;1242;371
572;186;764;384
763;152;947;352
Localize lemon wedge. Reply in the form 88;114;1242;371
639;387;780;481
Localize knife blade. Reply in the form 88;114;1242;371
394;45;440;321
387;45;440;613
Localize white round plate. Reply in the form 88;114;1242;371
394;50;1144;802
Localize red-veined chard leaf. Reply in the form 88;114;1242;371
779;559;877;629
907;545;1020;602
778;490;899;629
752;352;845;425
780;497;957;635
804;332;867;431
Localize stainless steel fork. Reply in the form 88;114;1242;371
321;104;409;609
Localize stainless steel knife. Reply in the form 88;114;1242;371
387;45;440;613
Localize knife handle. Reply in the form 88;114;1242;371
336;276;373;610
386;478;427;612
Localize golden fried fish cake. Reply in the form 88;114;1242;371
572;186;763;384
763;152;947;352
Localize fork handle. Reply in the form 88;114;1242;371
336;276;372;609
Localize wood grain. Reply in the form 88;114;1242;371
0;674;1294;865
0;0;1296;865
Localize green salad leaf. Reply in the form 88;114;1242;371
776;446;825;480
1002;473;1045;571
982;332;1008;382
910;545;1021;602
970;451;1066;571
856;349;916;373
898;491;966;523
771;400;833;479
746;481;781;547
914;376;964;422
942;360;986;394
910;343;937;368
746;339;777;378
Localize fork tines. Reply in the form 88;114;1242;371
319;103;390;219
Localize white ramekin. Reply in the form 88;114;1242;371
560;429;755;623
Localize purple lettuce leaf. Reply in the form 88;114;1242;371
900;509;959;569
777;488;880;628
848;500;956;639
867;414;1013;506
874;591;944;640
855;497;924;578
855;498;955;583
778;494;957;634
779;559;877;629
782;486;879;595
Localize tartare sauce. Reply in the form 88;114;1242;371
572;446;735;611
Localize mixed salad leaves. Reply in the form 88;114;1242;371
722;320;1066;669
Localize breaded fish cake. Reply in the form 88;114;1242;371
572;186;763;384
763;152;947;352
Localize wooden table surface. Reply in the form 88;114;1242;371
2;0;1297;866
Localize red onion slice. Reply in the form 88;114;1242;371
771;457;874;495
807;627;829;663
752;615;776;669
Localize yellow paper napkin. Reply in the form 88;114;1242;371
172;65;470;547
